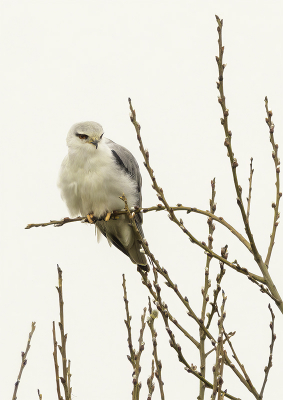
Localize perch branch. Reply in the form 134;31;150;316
25;207;252;254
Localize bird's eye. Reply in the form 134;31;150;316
76;133;89;140
100;133;104;139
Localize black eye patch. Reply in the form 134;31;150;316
76;133;89;140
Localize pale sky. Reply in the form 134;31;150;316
1;1;283;399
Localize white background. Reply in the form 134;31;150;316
1;1;283;399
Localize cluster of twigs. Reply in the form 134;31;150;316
11;266;72;400
122;275;164;400
116;16;280;399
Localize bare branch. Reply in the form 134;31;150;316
56;265;72;400
259;304;276;398
199;178;217;400
147;360;155;400
122;274;146;400
25;206;252;255
147;303;165;400
264;97;281;267
211;291;226;400
246;158;254;223
12;322;36;400
122;274;136;369
206;261;226;330
52;321;63;400
223;328;259;398
25;216;86;229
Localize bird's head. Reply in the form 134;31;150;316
66;121;104;150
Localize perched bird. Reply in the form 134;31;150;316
58;121;148;270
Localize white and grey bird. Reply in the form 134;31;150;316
58;121;148;269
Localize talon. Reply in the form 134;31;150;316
87;213;95;224
105;212;111;222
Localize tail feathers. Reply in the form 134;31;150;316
96;218;148;269
128;238;147;266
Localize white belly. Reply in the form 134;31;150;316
58;146;138;218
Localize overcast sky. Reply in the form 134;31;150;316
1;1;283;399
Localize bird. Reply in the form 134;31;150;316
58;121;148;270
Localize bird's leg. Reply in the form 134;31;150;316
104;212;112;222
86;213;96;224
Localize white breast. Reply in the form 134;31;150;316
58;141;138;218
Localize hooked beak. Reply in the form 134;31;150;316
89;138;99;149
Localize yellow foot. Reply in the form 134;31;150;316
104;212;111;222
86;213;95;224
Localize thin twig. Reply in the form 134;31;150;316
211;291;226;400
133;308;147;400
246;158;254;223
37;389;42;399
25;216;85;229
122;274;136;367
122;274;146;400
264;97;281;267
206;261;226;329
147;360;155;400
223;329;259;398
205;331;236;358
52;321;63;400
259;304;276;398
56;265;71;400
198;178;217;400
12;322;36;400
147;300;165;400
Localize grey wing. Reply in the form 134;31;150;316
105;138;144;233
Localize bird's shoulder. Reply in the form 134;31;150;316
105;138;141;183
